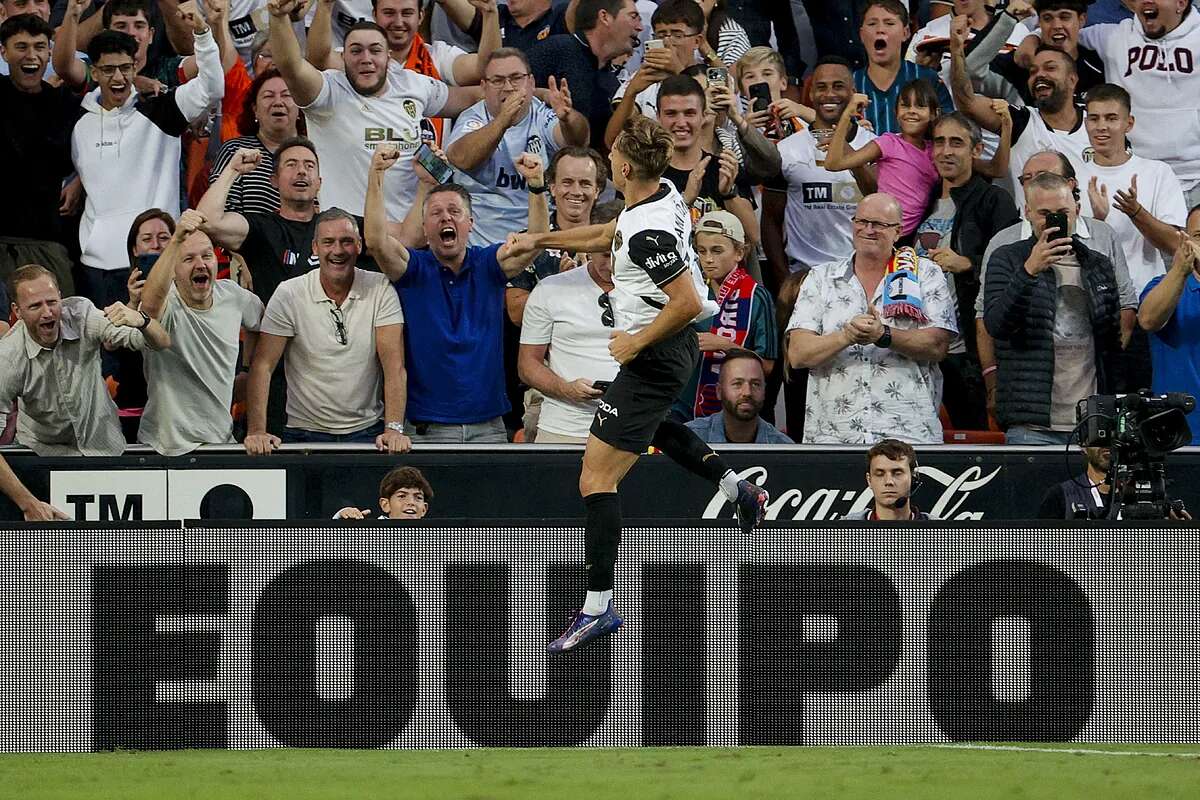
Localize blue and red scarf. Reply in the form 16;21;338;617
693;266;759;418
880;246;929;324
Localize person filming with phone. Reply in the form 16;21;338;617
364;143;548;443
983;171;1123;446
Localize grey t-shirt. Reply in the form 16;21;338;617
1048;254;1097;430
139;280;264;456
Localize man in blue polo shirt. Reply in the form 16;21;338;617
1138;207;1200;445
364;143;546;443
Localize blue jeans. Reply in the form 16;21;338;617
405;417;507;443
282;420;384;444
1006;426;1073;446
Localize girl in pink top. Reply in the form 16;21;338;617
824;78;1011;237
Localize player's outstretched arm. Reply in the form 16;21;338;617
537;219;617;253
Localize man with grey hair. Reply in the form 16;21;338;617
914;111;1020;429
975;149;1139;419
787;192;958;444
446;47;589;246
244;206;410;454
983;171;1123;445
364;143;546;443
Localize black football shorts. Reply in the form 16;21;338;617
590;327;699;453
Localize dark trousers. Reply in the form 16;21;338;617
941;352;988;431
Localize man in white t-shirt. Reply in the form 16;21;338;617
1080;83;1187;295
306;0;500;88
771;56;876;273
243;208;409;454
137;210;265;456
267;0;478;219
517;246;621;444
446;47;589;246
1077;0;1200;206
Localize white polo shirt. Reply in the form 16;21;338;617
261;267;404;434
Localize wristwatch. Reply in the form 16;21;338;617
386;421;406;434
137;310;151;330
875;325;893;349
528;183;548;195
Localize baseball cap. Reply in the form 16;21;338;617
694;210;745;245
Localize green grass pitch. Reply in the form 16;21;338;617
2;745;1198;799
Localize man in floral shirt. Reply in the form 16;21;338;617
786;193;958;444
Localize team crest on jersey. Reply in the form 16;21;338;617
402;99;418;119
527;134;544;155
614;230;623;250
537;26;550;41
464;118;485;132
1082;146;1095;163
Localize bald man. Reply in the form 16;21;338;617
786;193;959;444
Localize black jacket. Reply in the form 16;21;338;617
983;237;1122;429
921;174;1019;357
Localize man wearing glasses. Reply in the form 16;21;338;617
787;192;958;444
243;208;410;453
446;48;588;247
975;150;1139;420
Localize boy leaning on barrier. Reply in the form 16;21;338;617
333;466;434;520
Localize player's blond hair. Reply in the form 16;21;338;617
612;116;673;181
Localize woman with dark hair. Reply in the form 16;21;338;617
695;0;751;68
111;209;178;434
208;68;302;216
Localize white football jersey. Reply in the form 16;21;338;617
610;181;718;335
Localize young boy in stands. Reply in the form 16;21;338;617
334;466;433;519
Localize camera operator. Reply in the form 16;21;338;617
1037;444;1111;519
851;439;933;521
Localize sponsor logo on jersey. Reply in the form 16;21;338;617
597;399;620;417
1124;45;1195;77
496;166;531;190
643;250;679;270
801;181;861;205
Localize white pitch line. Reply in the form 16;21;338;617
930;743;1200;759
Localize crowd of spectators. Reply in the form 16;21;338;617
3;0;1200;518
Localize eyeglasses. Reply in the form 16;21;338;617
483;73;530;88
852;217;901;232
656;31;700;40
330;307;348;346
95;63;135;78
598;293;614;328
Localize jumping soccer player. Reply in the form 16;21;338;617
506;116;770;654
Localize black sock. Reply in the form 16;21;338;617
584;492;621;592
652;418;729;484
